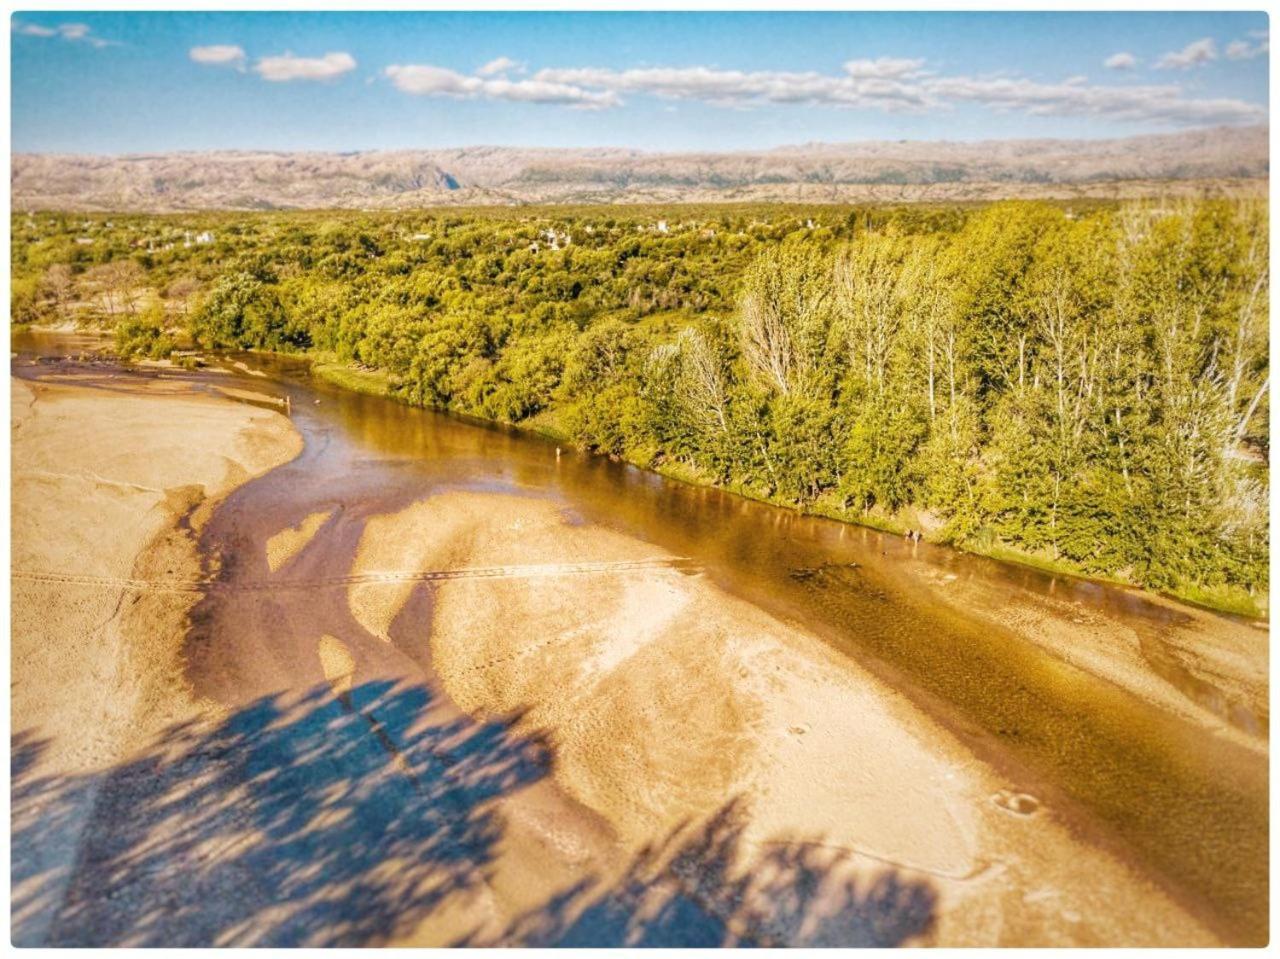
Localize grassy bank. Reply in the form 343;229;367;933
311;358;393;398
979;544;1266;619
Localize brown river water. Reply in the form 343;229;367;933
12;332;1270;944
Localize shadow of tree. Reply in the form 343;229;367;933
13;684;937;947
12;680;549;947
457;798;938;947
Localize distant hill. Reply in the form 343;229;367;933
11;125;1268;210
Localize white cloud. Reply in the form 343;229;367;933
385;64;619;108
842;57;926;79
924;73;1262;125
1155;38;1217;70
532;65;931;110
13;21;56;37
254;51;357;83
542;62;1261;125
1104;52;1137;71
381;54;1265;127
1226;32;1269;60
190;44;247;68
477;56;524;77
13;19;116;47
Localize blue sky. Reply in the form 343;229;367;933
11;11;1270;153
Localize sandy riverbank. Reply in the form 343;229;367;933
10;372;301;943
349;492;1219;947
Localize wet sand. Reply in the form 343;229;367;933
9;348;1266;946
902;556;1268;747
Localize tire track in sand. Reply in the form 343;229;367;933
12;556;702;594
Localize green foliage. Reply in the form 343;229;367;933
10;276;40;327
192;271;310;351
840;401;926;512
114;302;175;360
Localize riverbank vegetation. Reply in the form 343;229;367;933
11;200;1269;614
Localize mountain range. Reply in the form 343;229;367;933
11;125;1268;210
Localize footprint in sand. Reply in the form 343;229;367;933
991;789;1040;817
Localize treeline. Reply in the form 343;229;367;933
10;200;1268;608
641;202;1269;606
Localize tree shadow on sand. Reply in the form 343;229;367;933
457;797;938;947
13;681;938;947
12;680;549;947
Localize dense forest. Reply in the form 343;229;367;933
11;199;1269;613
